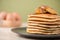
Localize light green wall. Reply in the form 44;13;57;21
0;0;60;22
0;0;2;11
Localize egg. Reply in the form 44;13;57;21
12;12;21;27
6;13;13;21
0;12;7;20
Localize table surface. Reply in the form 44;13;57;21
0;28;36;40
0;28;60;40
0;23;37;40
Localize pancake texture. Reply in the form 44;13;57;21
27;6;60;34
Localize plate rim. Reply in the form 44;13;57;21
11;27;60;39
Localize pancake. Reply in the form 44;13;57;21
28;14;60;19
28;21;60;24
27;26;60;34
28;23;59;28
27;25;57;31
28;17;60;22
27;27;59;34
27;27;55;32
27;29;55;35
27;26;49;30
27;6;60;34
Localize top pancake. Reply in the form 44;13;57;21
28;14;60;19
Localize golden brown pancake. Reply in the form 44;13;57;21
27;6;60;34
28;21;60;24
28;14;59;19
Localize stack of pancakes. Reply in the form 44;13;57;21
27;6;60;34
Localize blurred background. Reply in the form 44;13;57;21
0;0;60;23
